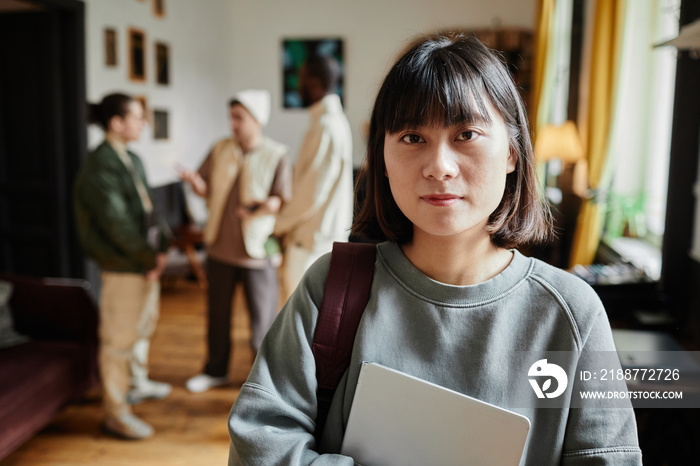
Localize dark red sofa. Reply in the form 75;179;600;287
0;272;99;460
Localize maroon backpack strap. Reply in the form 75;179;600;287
312;241;376;444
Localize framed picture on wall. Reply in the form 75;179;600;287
153;109;169;140
104;28;117;67
153;0;165;18
282;38;344;109
128;27;147;82
155;42;169;85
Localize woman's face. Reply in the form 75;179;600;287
383;100;516;243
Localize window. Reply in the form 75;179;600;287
601;0;680;279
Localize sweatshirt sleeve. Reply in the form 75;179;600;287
561;306;643;465
228;255;355;465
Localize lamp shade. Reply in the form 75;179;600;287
534;121;584;163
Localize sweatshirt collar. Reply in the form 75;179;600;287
376;242;533;307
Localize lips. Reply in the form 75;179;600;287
421;194;461;206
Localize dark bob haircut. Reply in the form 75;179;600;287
351;33;552;249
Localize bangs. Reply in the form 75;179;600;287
380;48;493;134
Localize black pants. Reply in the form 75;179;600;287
204;257;278;377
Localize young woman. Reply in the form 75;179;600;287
228;35;642;465
74;93;171;439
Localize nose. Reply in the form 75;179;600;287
423;141;459;180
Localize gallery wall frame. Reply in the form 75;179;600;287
153;109;168;140
128;27;146;82
155;41;169;85
282;37;344;109
104;28;117;67
153;0;165;18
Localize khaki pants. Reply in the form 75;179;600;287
99;272;160;417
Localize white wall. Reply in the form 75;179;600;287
84;0;535;183
229;0;536;167
84;0;237;188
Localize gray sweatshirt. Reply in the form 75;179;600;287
229;242;642;465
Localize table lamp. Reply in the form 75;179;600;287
534;120;584;164
534;121;585;203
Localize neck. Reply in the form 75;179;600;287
401;230;513;286
238;132;262;154
106;131;126;146
310;91;331;107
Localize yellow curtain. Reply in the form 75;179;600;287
531;0;556;137
569;0;626;267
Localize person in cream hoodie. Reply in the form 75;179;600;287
274;54;354;300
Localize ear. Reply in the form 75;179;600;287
108;115;124;133
506;148;517;174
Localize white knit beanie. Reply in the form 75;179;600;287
232;89;271;126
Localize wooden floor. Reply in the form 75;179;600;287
2;279;256;465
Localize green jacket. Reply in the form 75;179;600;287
74;141;170;273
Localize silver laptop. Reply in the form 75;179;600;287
340;362;531;466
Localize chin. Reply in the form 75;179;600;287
414;219;491;241
416;224;469;238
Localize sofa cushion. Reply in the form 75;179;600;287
0;276;98;342
0;280;30;349
0;340;94;460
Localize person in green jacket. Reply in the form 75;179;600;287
74;93;171;440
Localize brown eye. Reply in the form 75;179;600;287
401;133;424;144
457;131;475;141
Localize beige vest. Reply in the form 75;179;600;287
205;137;287;259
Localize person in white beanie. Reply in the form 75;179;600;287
178;90;291;393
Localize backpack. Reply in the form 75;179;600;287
312;241;377;444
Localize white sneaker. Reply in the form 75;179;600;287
127;379;172;405
102;412;154;440
186;373;228;393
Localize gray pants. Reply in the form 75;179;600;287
204;257;278;377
